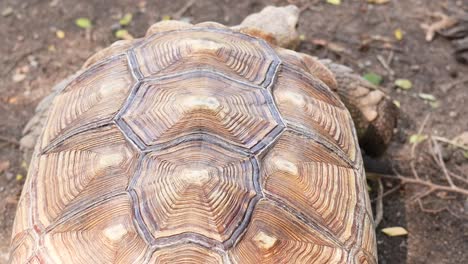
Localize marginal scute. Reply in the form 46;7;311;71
133;28;279;87
149;244;224;263
355;250;377;264
275;48;338;90
11;186;32;239
195;21;228;29
35;126;138;226
357;213;377;262
145;20;193;37
83;40;135;69
41;55;134;150
273;67;358;162
120;71;283;152
262;131;357;243
229;199;347;264
8;232;35;264
129;140;258;244
43;194;147;264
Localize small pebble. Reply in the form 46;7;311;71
12;73;26;82
2;7;13;17
449;111;457;117
5;171;14;181
180;17;192;23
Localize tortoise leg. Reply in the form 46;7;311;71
234;5;397;155
318;59;398;156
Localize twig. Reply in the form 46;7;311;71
440;77;468;92
368;172;468;196
430;138;455;187
432;135;468;151
387;50;394;66
410;114;431;179
0;135;20;146
299;1;322;14
376;54;395;76
371;183;402;202
374;178;384;228
172;0;196;19
421;12;458;42
449;171;468;184
417;200;463;219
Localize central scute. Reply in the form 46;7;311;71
128;141;259;243
120;71;283;152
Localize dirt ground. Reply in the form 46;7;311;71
0;0;467;263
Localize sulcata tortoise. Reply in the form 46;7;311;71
11;5;397;264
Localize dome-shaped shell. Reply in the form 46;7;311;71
10;24;376;264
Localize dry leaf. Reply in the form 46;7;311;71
16;174;24;181
75;17;92;29
8;97;19;104
326;0;341;5
418;93;436;101
119;13;133;26
368;0;390;4
115;29;134;40
395;79;412;90
48;45;56;52
56;30;65;39
2;7;13;17
12;72;26;82
394;28;403;41
409;134;427;144
381;227;408;236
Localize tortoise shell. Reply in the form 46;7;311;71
10;22;377;264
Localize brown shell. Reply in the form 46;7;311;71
10;23;376;263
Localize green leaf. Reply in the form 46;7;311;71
418;93;436;101
326;0;341;5
115;29;129;39
463;151;468;159
429;101;440;108
119;13;133;26
409;134;427;144
16;173;24;181
363;72;383;86
381;227;408;237
394;28;403;41
162;15;171;21
395;78;412;90
75;17;92;29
